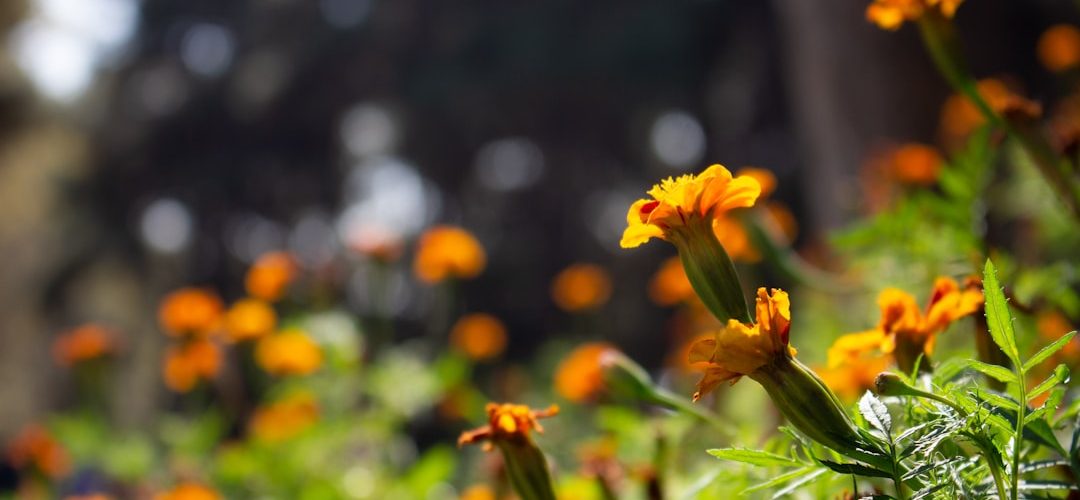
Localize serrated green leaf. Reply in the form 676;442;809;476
1023;332;1077;373
1027;365;1071;404
816;459;894;479
707;448;799;468
961;359;1018;384
983;260;1021;367
859;391;892;435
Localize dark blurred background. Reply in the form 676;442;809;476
0;0;1072;433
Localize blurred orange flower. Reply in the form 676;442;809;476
245;251;297;302
1038;24;1080;73
450;313;508;361
939;78;1041;149
889;143;945;186
158;288;224;337
6;424;70;479
52;324;114;366
163;339;222;393
414;225;487;284
223;298;277;342
711;215;760;263
458;402;559;450
255;329;323;376
648;256;695;306
1037;310;1078;359
550;264;612;312
249;393;319;442
459;484;496;500
866;0;963;31
155;483;221;500
348;224;405;262
816;355;891;402
553;342;619;402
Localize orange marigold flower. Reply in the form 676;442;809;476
414;225;487;284
550;263;613;312
6;424;70;479
620;164;761;249
1038;24;1080;73
158;288;224;337
554;342;620;402
711;215;760;263
458;402;559;450
688;287;794;401
889;143;944;186
248;392;319;442
254;329;322;376
816;355;891;402
939;78;1041;149
459;484;496;500
648;256;695;306
1037;310;1078;359
155;483;221;500
450;313;508;361
245;251;297;302
223;298;277;342
866;0;963;31
52;324;114;366
163;339;222;393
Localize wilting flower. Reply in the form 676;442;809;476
554;342;620;402
687;288;794;401
414;225;487;284
458;403;560;451
52;324;114;366
550;264;612;312
6;424;70;479
245;252;297;302
829;277;983;373
450;313;508;361
1038;24;1080;73
163;339;222;393
865;0;964;31
158;288;224;337
888;143;945;186
816;355;892;402
255;329;323;376
223;298;277;342
648;257;695;306
154;483;221;500
249;392;319;442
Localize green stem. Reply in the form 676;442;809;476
1012;373;1027;500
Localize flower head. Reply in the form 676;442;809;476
554;342;620;402
158;288;224;337
223;298;277;342
458;403;559;450
155;483;221;500
816;355;891;402
255;329;322;376
866;0;964;31
939;79;1042;149
163;339;222;393
687;288;793;401
52;324;114;366
889;143;945;186
245;251;297;302
648;256;695;306
550;263;612;312
1038;24;1080;73
414;226;487;284
6;424;69;479
249;392;319;442
450;313;508;361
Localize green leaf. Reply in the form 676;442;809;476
706;448;800;468
740;466;818;494
816;459;894;479
770;468;828;499
1023;332;1077;373
982;260;1021;367
961;359;1018;385
859;391;892;435
1027;365;1071;404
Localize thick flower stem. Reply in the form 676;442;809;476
669;219;752;324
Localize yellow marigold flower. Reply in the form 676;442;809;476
648;256;695;306
554;342;619;402
248;393;319;442
1038;24;1080;73
52;324;114;367
450;313;508;361
687;288;794;401
223;298;277;342
458;402;559;450
6;424;70;479
816;355;891;402
414;225;487;284
550;263;613;312
866;0;963;31
889;143;944;186
155;483;221;500
158;288;224;337
163;339;222;393
255;328;323;376
459;484;495;500
245;251;297;302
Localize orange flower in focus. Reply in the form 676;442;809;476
459;484;496;500
413;226;486;284
158;288;223;337
866;0;964;31
458;402;559;450
155;483;221;500
245;252;297;302
223;298;277;342
163;339;221;393
450;313;508;361
816;355;891;401
1038;25;1080;73
550;264;612;312
648;256;695;306
255;329;323;376
6;424;69;479
52;324;114;366
554;342;619;402
889;143;944;186
248;393;319;442
939;78;1041;149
